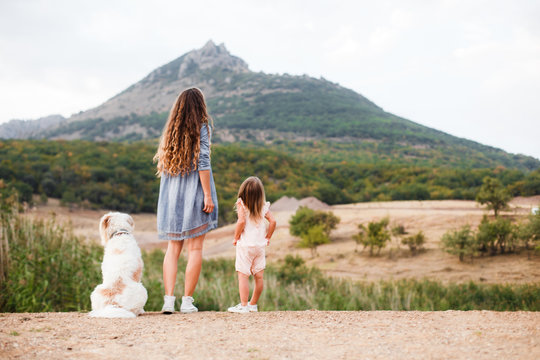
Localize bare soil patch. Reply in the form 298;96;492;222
25;197;540;284
1;311;538;360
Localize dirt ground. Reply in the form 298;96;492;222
0;311;538;359
25;196;540;284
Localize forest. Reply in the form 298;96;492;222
1;139;539;224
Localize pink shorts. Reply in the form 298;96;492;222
235;246;266;276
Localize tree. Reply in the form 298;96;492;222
476;176;511;217
299;225;329;257
388;223;408;258
289;206;340;237
401;231;426;255
441;225;477;262
353;217;391;256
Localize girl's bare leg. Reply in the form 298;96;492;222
163;240;184;296
238;272;250;306
184;234;205;296
250;270;264;305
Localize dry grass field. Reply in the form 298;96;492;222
24;196;540;284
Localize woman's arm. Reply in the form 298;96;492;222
264;210;277;245
199;170;214;213
233;202;246;245
198;124;214;213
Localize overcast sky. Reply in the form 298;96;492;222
1;0;539;159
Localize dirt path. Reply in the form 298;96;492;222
0;311;538;359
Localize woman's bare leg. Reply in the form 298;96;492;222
250;270;264;305
163;240;184;296
238;272;250;306
184;234;205;296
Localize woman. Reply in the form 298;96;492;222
154;88;218;314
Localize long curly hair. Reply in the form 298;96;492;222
153;88;211;176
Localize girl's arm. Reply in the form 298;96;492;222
233;202;246;245
264;210;277;245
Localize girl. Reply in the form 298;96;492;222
228;177;276;313
154;88;218;314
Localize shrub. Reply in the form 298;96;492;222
289;206;340;237
299;225;329;256
276;255;321;284
392;224;407;237
401;231;426;255
441;225;477;262
476;176;511;217
354;217;391;256
517;209;540;254
476;216;516;254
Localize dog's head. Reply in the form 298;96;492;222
99;212;134;246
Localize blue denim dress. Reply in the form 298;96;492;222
157;124;218;240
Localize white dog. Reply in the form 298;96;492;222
90;212;148;318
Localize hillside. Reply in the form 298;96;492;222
1;40;538;170
2;140;540;223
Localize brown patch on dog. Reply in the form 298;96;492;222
100;278;126;304
132;259;143;282
112;248;124;255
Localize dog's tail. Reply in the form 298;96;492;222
89;305;136;319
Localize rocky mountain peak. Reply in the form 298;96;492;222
177;40;249;77
141;40;250;84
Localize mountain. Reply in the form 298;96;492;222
1;40;538;171
0;114;65;139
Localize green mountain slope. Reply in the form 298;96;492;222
31;41;538;171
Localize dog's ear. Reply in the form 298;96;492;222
99;213;113;246
126;215;134;230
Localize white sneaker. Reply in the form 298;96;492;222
180;296;198;313
228;304;249;313
248;304;258;312
162;295;175;314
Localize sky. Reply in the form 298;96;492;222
0;0;539;159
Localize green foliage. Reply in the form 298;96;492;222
299;225;330;256
442;210;540;261
276;255;321;284
441;225;477;262
0;199;102;312
517;209;540;252
354;217;391;256
401;231;426;255
476;176;511;217
476;216;516;254
289;207;339;256
392;224;407;237
289;207;340;238
1;140;539;224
